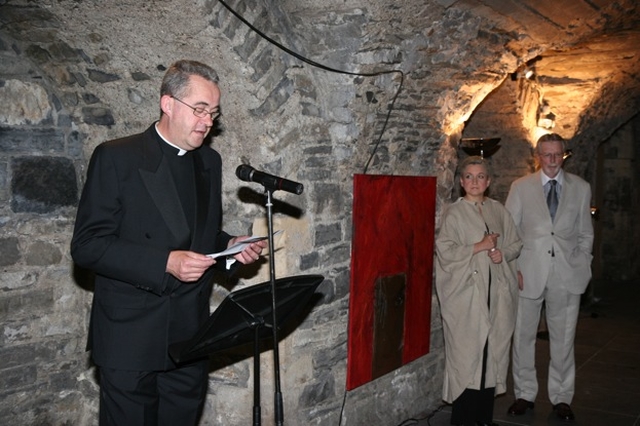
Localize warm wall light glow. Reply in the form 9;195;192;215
532;126;552;145
524;67;535;79
537;112;556;129
536;102;556;129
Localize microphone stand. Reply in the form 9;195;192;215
264;187;284;426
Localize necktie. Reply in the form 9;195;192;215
547;179;558;221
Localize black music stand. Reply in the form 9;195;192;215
169;274;324;425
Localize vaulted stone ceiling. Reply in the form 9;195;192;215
453;0;640;147
2;0;637;158
280;0;639;166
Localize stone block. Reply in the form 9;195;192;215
250;77;293;116
1;341;56;369
86;68;121;83
0;287;54;323
82;93;100;104
302;144;332;155
299;251;319;270
11;156;78;213
127;88;144;104
301;102;321;117
0;236;20;266
48;41;82;61
0;270;38;291
0;127;64;153
0;364;37;391
67;130;85;158
322;244;351;267
70;70;87;87
333;267;351;300
234;30;261;61
81;106;115;126
131;71;151;81
298;369;335;407
0;79;52;125
25;240;62;266
298;168;332;181
315;222;342;246
0;159;7;201
304;155;330;168
25;44;52;64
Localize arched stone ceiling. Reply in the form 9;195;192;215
452;0;640;141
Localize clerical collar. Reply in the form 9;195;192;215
155;123;187;156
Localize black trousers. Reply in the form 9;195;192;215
451;268;495;426
450;386;495;425
98;360;209;426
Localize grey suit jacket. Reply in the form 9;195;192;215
505;170;593;299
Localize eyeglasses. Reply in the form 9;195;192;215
172;96;221;121
539;153;564;160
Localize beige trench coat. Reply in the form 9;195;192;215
435;197;522;403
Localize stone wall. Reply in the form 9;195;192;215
0;2;452;424
0;8;97;422
595;116;640;282
0;0;637;425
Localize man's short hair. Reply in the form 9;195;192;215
536;133;566;152
160;60;219;99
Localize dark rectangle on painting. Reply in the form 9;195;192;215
372;273;406;379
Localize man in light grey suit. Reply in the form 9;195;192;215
505;133;594;422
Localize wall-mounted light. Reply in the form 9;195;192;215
523;67;535;80
563;149;573;160
537;111;556;129
537;103;556;129
510;66;536;81
459;137;501;158
511;56;541;81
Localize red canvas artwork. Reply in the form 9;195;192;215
346;174;436;390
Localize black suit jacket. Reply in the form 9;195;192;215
71;125;233;371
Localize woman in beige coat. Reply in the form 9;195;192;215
435;156;522;426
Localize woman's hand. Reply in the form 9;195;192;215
474;232;500;254
488;247;503;264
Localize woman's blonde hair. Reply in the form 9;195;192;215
458;155;492;177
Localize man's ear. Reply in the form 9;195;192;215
160;95;173;116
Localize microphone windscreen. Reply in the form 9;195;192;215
236;164;253;181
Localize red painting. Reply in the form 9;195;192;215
346;174;436;390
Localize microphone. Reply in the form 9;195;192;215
236;164;304;195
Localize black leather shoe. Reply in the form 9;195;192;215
507;398;534;416
554;403;575;422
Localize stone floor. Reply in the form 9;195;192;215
404;279;640;426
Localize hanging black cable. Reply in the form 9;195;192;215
217;0;404;174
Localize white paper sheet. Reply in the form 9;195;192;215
206;230;282;259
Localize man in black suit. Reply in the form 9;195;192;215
71;60;267;426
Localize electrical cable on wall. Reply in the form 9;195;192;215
217;3;406;424
217;0;404;174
